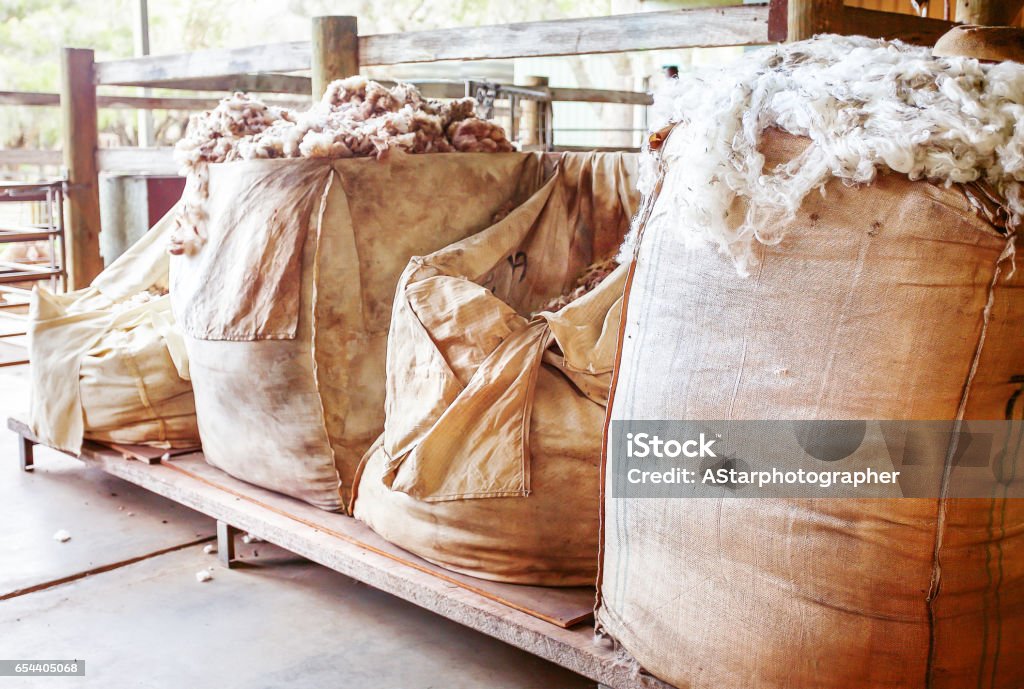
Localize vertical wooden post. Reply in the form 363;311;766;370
60;48;103;290
311;16;359;100
507;94;519;145
216;520;239;569
19;434;35;472
787;0;845;42
956;0;1024;25
519;75;549;149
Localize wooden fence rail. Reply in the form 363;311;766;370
0;84;654;111
93;5;771;87
1;90;228;111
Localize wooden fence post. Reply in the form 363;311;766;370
60;48;103;290
956;0;1024;25
787;0;845;41
519;75;549;150
312;16;359;100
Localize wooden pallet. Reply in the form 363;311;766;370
8;417;669;689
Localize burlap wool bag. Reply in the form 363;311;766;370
354;152;638;585
171;153;547;511
598;128;1024;689
29;207;198;454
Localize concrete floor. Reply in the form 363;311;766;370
0;365;595;689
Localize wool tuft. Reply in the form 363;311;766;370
620;35;1024;275
169;78;514;255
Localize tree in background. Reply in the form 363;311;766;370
0;0;616;150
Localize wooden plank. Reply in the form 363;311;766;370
0;180;61;194
1;90;213;110
102;441;201;464
3;146;178;176
311;16;359;99
845;7;956;45
60;48;103;290
360;5;770;65
0;89;306;110
96;94;227;110
94;42;312;86
548;87;651;105
8;419;594;627
0;91;59;107
96;147;178;175
0;84;649;110
553;145;641;153
0;230;57;243
7;417;654;687
0;149;62;166
93;7;768;85
163;454;595;629
0;269;60;284
769;0;789;41
115;74;313;95
132;84;646;107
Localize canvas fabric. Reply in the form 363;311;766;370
597;131;1024;689
354;152;638;585
29;206;198;454
171;152;547;511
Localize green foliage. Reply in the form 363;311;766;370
0;0;648;152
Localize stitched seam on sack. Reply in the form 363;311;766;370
308;170;345;500
979;376;1023;688
518;327;552;498
988;492;1009;688
978;487;1007;689
595;143;671;617
927;235;1014;689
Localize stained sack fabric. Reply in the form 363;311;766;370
171;152;547;512
29;206;198;454
353;152;638;585
598;130;1024;689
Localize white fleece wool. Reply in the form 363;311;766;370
621;35;1024;275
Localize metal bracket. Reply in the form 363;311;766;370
467;80;498;119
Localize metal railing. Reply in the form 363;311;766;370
0;180;66;365
0;180;66;290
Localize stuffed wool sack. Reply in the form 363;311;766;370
354;152;638;585
599;36;1024;689
29;206;199;454
171;153;548;512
